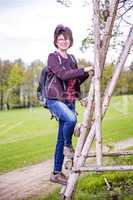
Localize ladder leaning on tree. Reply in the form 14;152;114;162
59;0;133;199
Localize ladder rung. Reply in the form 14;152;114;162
87;150;133;157
73;165;133;172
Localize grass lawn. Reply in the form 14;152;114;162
0;95;133;173
42;147;133;200
43;171;133;200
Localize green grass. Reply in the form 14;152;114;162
30;171;133;200
0;95;133;173
0;107;57;173
42;156;133;200
102;95;133;143
75;155;133;200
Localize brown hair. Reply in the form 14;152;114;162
54;24;73;48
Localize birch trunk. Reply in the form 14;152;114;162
93;0;102;166
76;165;133;172
64;26;133;199
100;0;119;71
79;26;133;166
74;82;94;163
87;150;133;157
74;0;119;162
63;0;120;198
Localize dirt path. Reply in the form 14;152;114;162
0;138;133;200
114;137;133;150
0;159;59;200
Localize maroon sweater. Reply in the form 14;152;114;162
45;52;89;102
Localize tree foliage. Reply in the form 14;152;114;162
0;57;132;110
0;59;44;110
0;1;132;110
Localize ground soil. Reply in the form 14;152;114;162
0;138;133;200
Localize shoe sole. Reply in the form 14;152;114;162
50;179;67;186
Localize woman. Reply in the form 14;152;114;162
45;25;93;185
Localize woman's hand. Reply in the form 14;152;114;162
84;66;94;76
84;66;93;72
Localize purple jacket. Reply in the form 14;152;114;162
45;52;89;101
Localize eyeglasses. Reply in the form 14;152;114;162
57;38;70;42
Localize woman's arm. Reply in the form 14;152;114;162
70;55;91;84
48;53;85;81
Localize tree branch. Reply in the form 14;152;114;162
118;5;133;19
121;17;133;26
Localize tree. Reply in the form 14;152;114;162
57;1;133;199
77;59;92;97
0;60;13;110
129;61;133;71
23;59;44;107
7;60;25;108
127;65;133;94
57;1;132;62
101;63;128;95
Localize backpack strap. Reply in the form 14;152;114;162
69;54;77;66
57;54;62;65
54;51;62;65
53;51;67;91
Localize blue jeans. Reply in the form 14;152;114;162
46;99;77;172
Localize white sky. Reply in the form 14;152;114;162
0;0;132;65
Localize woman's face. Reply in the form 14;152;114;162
56;34;70;51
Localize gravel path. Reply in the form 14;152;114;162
0;138;132;200
0;159;58;200
114;138;133;150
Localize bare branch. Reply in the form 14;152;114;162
118;4;133;19
121;16;133;26
56;0;71;7
118;1;126;10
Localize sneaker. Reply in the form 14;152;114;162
63;146;74;159
59;172;68;179
50;172;67;185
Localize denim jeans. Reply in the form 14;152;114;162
46;99;77;172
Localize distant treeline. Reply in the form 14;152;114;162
0;58;133;110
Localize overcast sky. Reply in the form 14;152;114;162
0;0;132;65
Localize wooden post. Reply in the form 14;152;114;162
87;150;133;157
75;165;133;172
80;25;133;163
74;84;94;163
63;0;120;199
74;0;119;163
100;0;119;71
102;26;133;115
93;0;102;166
64;26;133;199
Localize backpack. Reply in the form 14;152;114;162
37;53;76;108
37;67;48;107
37;52;62;108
